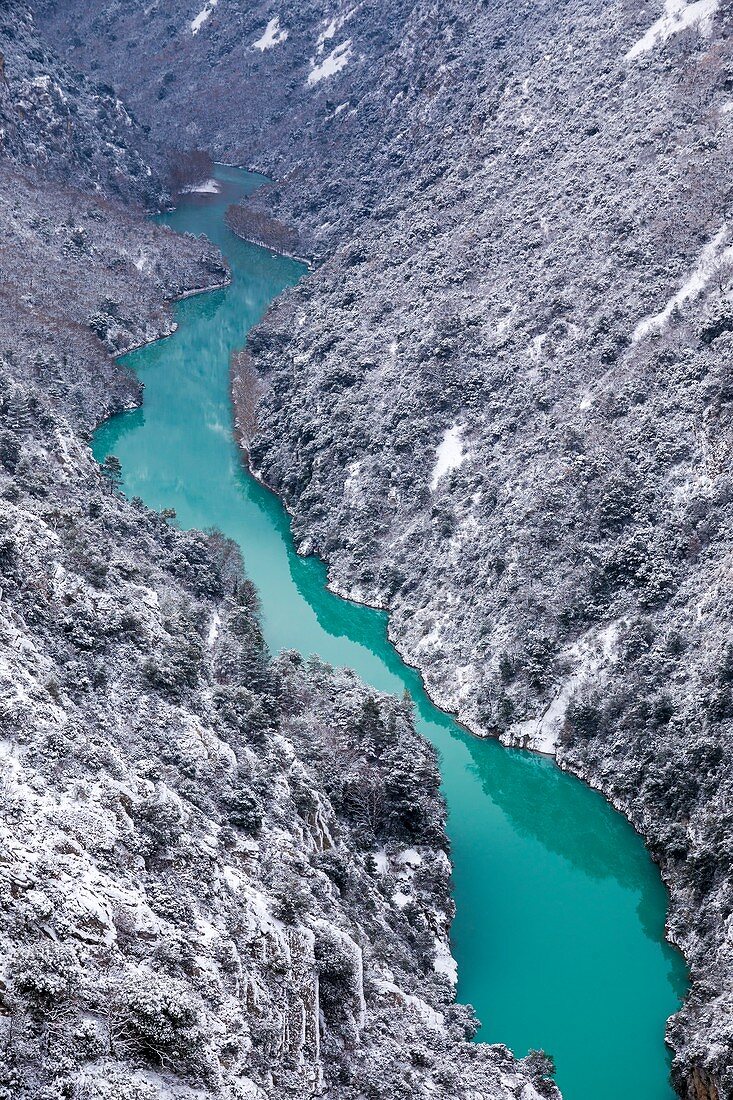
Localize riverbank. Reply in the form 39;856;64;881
99;165;687;1100
90;164;563;1100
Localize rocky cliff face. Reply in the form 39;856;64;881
0;4;554;1099
35;0;733;1095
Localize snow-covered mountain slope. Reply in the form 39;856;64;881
35;0;733;1096
0;5;554;1099
0;1;168;205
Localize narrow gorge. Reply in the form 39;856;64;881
92;165;687;1100
2;2;733;1100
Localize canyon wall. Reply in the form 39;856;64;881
0;5;554;1099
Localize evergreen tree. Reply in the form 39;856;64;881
101;453;123;491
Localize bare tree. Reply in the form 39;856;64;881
348;764;387;837
230;348;264;448
225;203;300;257
167;149;213;194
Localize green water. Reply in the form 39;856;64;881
93;164;688;1099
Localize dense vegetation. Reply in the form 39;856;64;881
0;4;554;1098
36;0;733;1095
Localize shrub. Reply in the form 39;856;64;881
11;942;81;1010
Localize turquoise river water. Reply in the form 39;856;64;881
92;165;688;1100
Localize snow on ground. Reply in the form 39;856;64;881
397;848;422;868
316;9;355;53
344;457;366;501
376;979;445;1029
222;865;241;893
190;0;218;35
503;621;621;754
430;424;465;490
499;1074;546;1100
372;848;389;873
307;40;353;85
625;0;718;60
253;16;288;50
493;303;517;338
54;427;86;477
392;890;411;908
76;1063;210;1100
181;178;221;194
527;332;547;362
632;225;733;341
433;936;458;984
207;611;221;647
448;511;481;558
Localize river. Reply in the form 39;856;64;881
92;163;688;1100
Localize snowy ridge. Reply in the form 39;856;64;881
625;0;718;60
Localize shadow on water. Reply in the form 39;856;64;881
92;165;688;1100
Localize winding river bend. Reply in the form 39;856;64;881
93;165;688;1100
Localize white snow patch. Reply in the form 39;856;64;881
316;9;355;53
317;17;340;52
307;40;353;85
222;865;241;892
190;0;217;35
453;661;477;701
344;458;365;501
253;16;288;50
207;611;221;648
392;891;411;909
632;225;733;342
528;332;547;362
579;391;594;411
181;178;221;194
372;849;389;873
625;0;718;60
397;848;422;868
433;936;458;984
430;424;465;491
